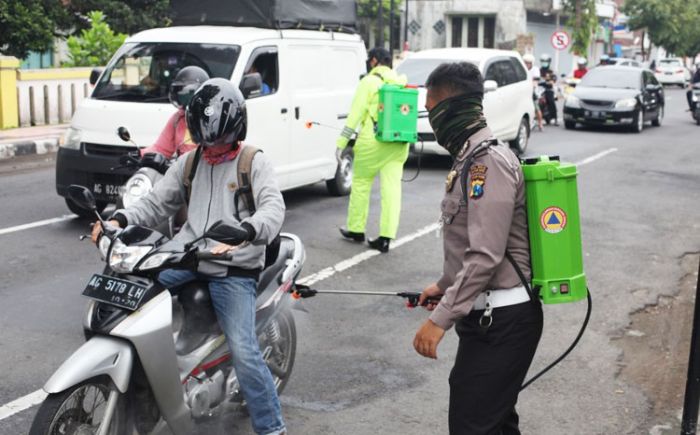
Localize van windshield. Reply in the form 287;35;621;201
92;42;241;103
397;58;477;87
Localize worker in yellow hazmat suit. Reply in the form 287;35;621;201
337;47;409;253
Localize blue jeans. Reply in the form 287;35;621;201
158;269;285;435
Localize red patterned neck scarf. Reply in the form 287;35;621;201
202;142;242;165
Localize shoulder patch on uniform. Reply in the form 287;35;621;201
469;164;487;199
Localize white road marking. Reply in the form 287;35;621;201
575;148;618;167
0;390;47;420
0;147;618;421
0;214;77;236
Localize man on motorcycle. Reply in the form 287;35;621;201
538;53;559;126
92;79;287;435
139;66;210;158
523;54;544;131
573;57;588;79
686;62;700;111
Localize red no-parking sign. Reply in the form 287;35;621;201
551;30;570;51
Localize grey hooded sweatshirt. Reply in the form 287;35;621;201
115;146;285;277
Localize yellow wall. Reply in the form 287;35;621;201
0;56;20;129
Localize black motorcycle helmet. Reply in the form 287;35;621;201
168;66;210;109
186;78;247;148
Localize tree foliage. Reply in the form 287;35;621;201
64;11;126;67
561;0;599;56
624;0;700;57
0;0;63;58
65;0;171;35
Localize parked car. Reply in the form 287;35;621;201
56;26;365;216
396;48;534;155
654;58;691;87
609;57;642;68
563;66;664;133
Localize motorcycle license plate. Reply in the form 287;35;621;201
83;274;149;310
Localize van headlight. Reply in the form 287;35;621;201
565;95;581;108
60;128;82;150
122;174;153;208
615;98;637;109
109;239;152;273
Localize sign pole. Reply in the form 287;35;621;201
555;12;561;74
681;258;700;435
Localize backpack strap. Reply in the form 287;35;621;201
234;146;261;220
183;146;202;205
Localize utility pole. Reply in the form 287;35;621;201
378;0;385;48
681;258;700;435
403;0;409;51
390;0;395;54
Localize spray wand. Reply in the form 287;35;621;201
292;284;441;308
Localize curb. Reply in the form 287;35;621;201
0;138;60;160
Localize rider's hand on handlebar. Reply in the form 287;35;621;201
91;220;121;244
418;283;444;311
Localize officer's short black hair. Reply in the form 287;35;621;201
425;62;484;97
368;47;392;67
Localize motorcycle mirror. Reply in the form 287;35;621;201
68;185;97;211
117;127;131;142
204;220;246;245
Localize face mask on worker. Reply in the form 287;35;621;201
428;92;487;157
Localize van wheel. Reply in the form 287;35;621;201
508;117;530;156
326;150;353;196
65;198;107;219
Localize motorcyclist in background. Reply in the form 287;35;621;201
139;66;210;158
539;53;558;126
523;54;544;131
686;62;700;111
573;57;589;79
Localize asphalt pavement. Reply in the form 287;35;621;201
0;88;699;434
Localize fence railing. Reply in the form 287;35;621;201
15;68;95;127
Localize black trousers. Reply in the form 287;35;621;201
449;301;543;435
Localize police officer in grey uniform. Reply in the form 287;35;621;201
413;62;543;435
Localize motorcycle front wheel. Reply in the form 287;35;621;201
261;309;297;394
29;377;131;435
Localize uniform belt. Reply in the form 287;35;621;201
473;286;530;311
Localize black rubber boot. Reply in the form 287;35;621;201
339;228;365;242
367;236;390;253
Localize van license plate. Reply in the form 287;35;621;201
83;274;149;310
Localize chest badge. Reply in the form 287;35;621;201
228;182;238;192
469;164;487;199
445;170;458;192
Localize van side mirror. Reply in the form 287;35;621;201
484;80;498;93
240;73;263;99
89;68;102;86
117;126;131;142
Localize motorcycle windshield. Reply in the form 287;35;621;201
92;42;241;103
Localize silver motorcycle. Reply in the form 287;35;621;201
29;186;304;435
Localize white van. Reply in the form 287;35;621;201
396;48;534;156
56;26;366;216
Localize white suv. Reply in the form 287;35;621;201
654;58;691;87
396;48;534;155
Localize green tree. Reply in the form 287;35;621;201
65;0;171;35
64;11;126;67
624;0;700;58
561;0;599;55
0;0;60;59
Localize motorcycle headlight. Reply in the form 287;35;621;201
615;98;637;109
565;95;581;108
109;239;152;273
138;252;171;271
122;174;154;208
60;127;82;150
98;235;112;260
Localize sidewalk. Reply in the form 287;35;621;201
0;124;68;160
